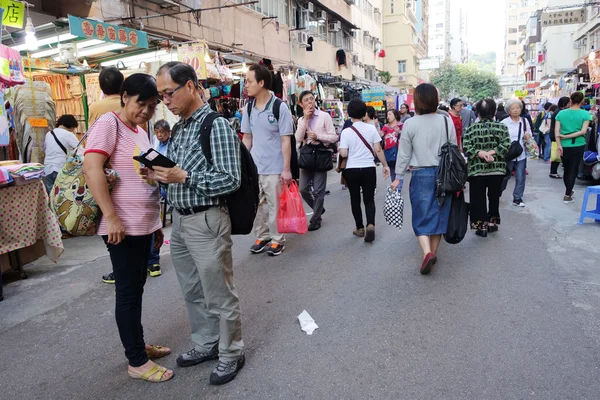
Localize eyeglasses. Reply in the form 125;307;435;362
158;81;188;101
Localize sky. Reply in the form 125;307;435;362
462;0;507;70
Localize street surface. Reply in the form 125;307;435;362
1;159;600;400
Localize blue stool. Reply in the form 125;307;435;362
578;185;600;225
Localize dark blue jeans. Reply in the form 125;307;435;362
502;158;527;202
148;233;160;266
103;235;152;367
44;171;58;195
543;133;551;162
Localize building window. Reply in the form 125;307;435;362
398;60;407;73
243;0;289;25
436;23;443;28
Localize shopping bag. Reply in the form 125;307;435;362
276;181;308;234
383;187;404;230
525;137;539;159
444;190;469;244
550;142;561;163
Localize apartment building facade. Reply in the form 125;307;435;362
383;0;429;91
428;0;452;60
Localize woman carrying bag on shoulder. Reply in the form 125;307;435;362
390;83;457;275
339;99;390;242
381;109;403;183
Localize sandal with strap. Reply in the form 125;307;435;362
128;364;174;383
146;345;171;359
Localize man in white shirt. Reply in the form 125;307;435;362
42;115;79;194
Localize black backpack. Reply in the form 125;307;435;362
247;97;283;121
199;112;260;235
437;116;468;205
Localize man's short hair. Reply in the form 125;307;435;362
157;62;199;89
249;64;272;90
99;67;124;95
347;99;367;119
299;90;314;103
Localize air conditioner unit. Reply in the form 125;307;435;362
344;0;355;4
307;2;314;12
363;30;370;37
352;54;359;64
329;22;340;32
298;31;309;47
397;76;407;83
374;7;380;13
315;10;327;22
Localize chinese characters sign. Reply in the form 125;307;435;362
541;8;586;27
68;15;148;49
177;42;207;80
0;0;24;28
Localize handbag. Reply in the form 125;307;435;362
49;117;119;236
50;130;68;155
505;119;524;161
444;190;469;244
298;143;334;171
383;187;404;230
336;125;376;173
437;116;468;203
550;142;561;162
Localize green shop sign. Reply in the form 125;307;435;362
68;15;148;49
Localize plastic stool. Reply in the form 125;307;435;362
578;185;600;225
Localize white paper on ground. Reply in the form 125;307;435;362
298;310;319;335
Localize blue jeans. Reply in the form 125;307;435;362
502;158;527;202
543;133;551;161
44;171;58;195
148;232;160;266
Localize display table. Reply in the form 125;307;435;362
0;180;63;278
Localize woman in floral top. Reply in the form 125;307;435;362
463;99;511;237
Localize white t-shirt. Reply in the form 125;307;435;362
339;121;380;169
43;127;80;175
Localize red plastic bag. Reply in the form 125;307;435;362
277;181;308;234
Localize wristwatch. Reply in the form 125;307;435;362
185;170;192;184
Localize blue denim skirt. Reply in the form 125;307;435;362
409;167;451;236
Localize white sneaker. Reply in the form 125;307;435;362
512;200;525;207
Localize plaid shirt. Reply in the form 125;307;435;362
166;103;241;209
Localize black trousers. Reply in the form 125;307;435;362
343;167;376;228
562;145;585;196
468;175;504;228
103;234;153;367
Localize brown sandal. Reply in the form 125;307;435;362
128;364;174;383
146;345;171;359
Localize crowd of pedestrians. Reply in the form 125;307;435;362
72;62;596;388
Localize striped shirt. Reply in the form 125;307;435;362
84;112;161;236
463;120;511;177
166;103;241;209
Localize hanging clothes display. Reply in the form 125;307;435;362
13;81;56;163
336;49;347;70
34;75;85;133
294;73;317;98
272;71;284;99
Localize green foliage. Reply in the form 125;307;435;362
379;71;391;84
429;60;501;102
469;52;496;73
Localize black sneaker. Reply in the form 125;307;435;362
148;264;162;277
102;272;115;284
267;243;285;256
308;221;321;231
176;346;219;367
250;239;271;254
209;355;245;385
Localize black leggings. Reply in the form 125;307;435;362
343;167;376;229
103;235;152;367
562;145;585;196
468;175;504;228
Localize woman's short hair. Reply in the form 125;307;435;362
366;106;376;120
497;103;505;111
557;96;570;109
347;99;367;119
548;104;558;113
400;103;409;110
57;114;78;129
450;98;462;108
505;98;523;113
388;109;401;121
414;83;439;115
570;91;584;104
120;73;159;107
476;99;496;120
154;119;170;132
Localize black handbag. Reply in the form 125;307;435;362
437;116;468;204
298;144;334;171
505;119;524;161
444;190;469;244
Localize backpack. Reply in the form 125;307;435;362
199;112;260;235
247;97;283;121
436;116;468;205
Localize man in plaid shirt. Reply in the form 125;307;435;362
148;62;245;385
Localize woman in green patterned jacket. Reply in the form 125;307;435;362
463;99;511;238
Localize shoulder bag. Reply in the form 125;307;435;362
50;130;68;155
505;119;524;161
336;125;376;173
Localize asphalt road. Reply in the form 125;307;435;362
1;160;600;400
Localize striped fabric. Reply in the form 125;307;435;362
84;112;161;236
